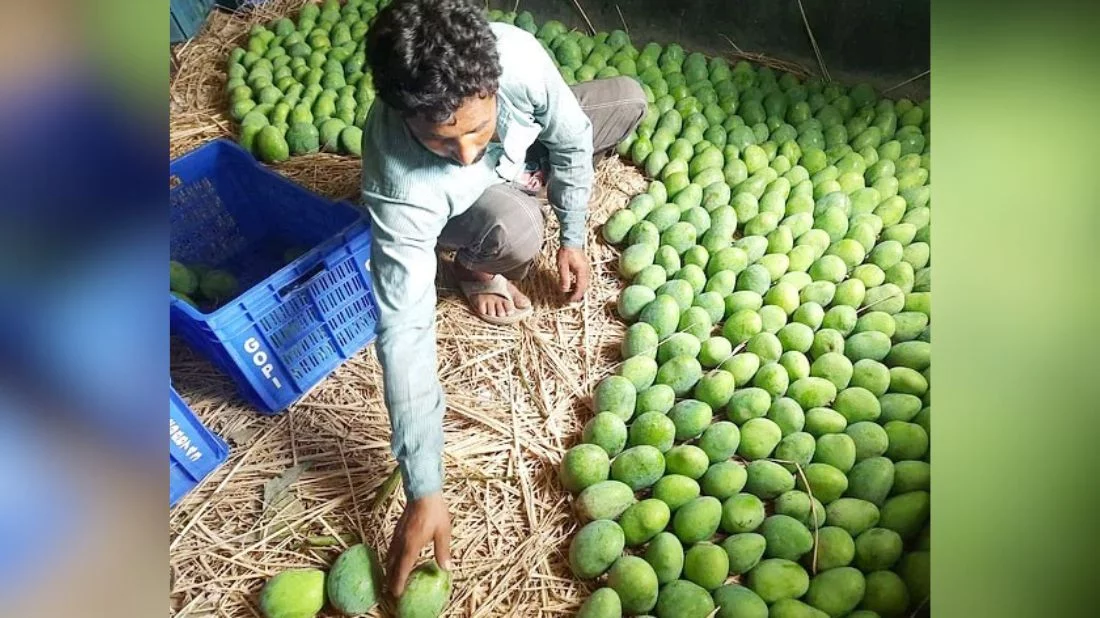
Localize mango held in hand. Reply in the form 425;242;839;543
396;561;453;618
327;544;383;615
259;569;326;618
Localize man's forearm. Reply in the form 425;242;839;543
376;321;446;501
547;155;593;248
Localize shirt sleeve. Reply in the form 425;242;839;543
363;190;447;501
528;42;594;249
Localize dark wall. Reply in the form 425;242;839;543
488;0;929;97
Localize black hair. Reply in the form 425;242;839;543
366;0;502;123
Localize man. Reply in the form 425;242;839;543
360;0;646;595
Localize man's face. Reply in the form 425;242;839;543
406;94;497;166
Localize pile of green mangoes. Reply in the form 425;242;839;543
225;0;390;162
170;260;239;311
257;543;452;617
225;3;650;163
554;20;930;618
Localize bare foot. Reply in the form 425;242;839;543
454;262;531;319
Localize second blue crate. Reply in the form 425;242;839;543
171;384;229;506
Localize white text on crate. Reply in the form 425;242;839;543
244;337;283;389
170;418;204;462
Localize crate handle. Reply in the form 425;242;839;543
277;262;327;300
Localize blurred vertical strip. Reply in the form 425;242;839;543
0;0;166;616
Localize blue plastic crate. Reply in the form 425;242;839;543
170;138;379;413
170;384;229;506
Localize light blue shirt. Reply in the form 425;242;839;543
359;23;594;500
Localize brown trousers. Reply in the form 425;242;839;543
438;77;647;278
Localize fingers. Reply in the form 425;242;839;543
435;522;453;571
558;256;572;293
388;534;420;598
568;261;590;303
386;520;407;594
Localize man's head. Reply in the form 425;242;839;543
367;0;501;166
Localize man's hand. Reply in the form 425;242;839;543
557;246;590;303
387;492;452;598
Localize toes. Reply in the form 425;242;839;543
509;284;532;310
471;291;524;320
478;296;497;317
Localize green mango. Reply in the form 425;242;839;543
721;352;762;386
761;515;814;560
812;431;856;472
834;387;882;423
644;531;685;584
697;421;740;462
897;551;931;605
713;584;768;618
576;588;621;618
575;480;636;522
628;412;676;452
636;385;675;416
804;567;866;616
811;526;855;571
878;491;930;540
611;446;665;491
607;556;659;615
797;463;849;503
860;570;910;616
850;361;892;397
665;445;711;479
892;460;931;494
651;474;701;513
743;460;795;500
396;561;452;618
747;559;810;603
582;412;628;457
883;421;928;461
722;532;767;575
672;496;723;544
700;461;748;499
259;569;325;618
774;432;815;471
845;458;896;507
853;527;903;571
846;422;890;460
593;375;637;421
683;543;730;592
780;352;812;382
825;497;882;536
619;499;672;547
569;520;626;579
560;444;610;494
737;417;783;460
788;377;838;410
655;580;715;617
